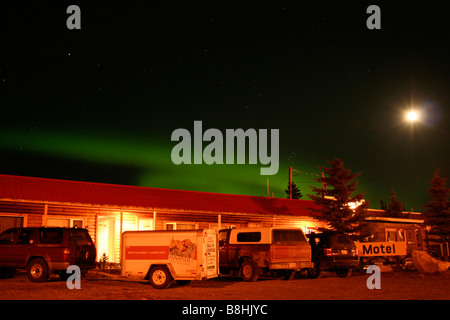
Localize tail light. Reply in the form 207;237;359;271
324;248;341;256
64;248;70;261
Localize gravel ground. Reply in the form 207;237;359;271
1;270;449;300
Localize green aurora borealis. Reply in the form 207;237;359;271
1;2;448;212
0;126;431;210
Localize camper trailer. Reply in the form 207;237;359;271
121;229;218;289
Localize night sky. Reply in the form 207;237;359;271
1;1;449;211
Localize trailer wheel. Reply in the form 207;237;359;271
149;266;172;289
240;258;259;282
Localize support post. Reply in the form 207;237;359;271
43;203;48;227
288;166;293;199
119;209;123;263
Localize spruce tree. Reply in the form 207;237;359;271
308;159;368;234
285;182;303;199
424;170;450;243
385;191;405;218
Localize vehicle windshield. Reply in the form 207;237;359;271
330;234;354;247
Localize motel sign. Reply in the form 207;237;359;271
356;241;407;257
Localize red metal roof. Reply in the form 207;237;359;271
0;174;319;217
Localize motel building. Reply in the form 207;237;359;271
0;174;426;264
0;174;327;263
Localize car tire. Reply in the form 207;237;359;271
149;266;172;289
240;258;259;282
307;265;323;279
27;258;48;282
336;268;352;278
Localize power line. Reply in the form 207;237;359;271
292;168;321;177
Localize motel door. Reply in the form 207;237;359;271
406;228;423;251
97;217;116;262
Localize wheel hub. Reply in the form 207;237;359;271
30;264;43;278
152;270;167;285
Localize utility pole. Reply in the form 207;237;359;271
321;171;326;198
288;166;293;199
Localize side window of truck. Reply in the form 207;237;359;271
218;230;228;247
40;229;63;243
237;232;261;242
0;229;18;244
17;230;34;245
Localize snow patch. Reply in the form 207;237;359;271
412;250;450;273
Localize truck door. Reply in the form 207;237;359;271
218;229;230;267
12;229;36;266
0;229;20;267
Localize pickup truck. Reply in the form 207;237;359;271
218;227;314;281
0;227;96;282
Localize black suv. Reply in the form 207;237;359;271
0;227;96;282
307;232;359;278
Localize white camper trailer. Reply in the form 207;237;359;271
121;229;219;289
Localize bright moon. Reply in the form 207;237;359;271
407;111;418;121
